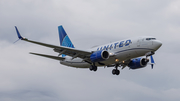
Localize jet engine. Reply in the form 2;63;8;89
128;58;148;69
90;50;109;62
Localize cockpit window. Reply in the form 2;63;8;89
146;38;156;40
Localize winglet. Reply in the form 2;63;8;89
15;26;23;39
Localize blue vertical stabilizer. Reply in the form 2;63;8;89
58;26;75;57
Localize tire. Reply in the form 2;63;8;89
112;69;116;75
89;65;93;71
93;66;97;71
115;70;120;75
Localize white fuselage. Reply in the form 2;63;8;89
60;36;162;68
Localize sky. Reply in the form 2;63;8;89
0;0;180;101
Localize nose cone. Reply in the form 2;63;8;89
153;40;162;51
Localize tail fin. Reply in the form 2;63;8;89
58;25;75;57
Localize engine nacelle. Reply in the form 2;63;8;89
90;50;109;62
128;58;148;69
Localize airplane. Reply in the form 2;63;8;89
15;25;162;75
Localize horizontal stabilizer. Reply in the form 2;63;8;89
30;52;65;61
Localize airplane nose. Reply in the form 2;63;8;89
153;40;162;50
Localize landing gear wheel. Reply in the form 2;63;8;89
89;65;97;71
93;66;97;71
112;69;120;75
112;69;116;75
89;65;94;71
116;69;120;75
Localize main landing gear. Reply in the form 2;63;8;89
89;63;120;75
89;63;97;71
112;65;120;75
112;69;120;75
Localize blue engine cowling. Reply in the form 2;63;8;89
90;50;109;62
128;58;148;69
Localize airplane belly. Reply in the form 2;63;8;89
60;61;90;68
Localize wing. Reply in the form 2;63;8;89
15;26;92;60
